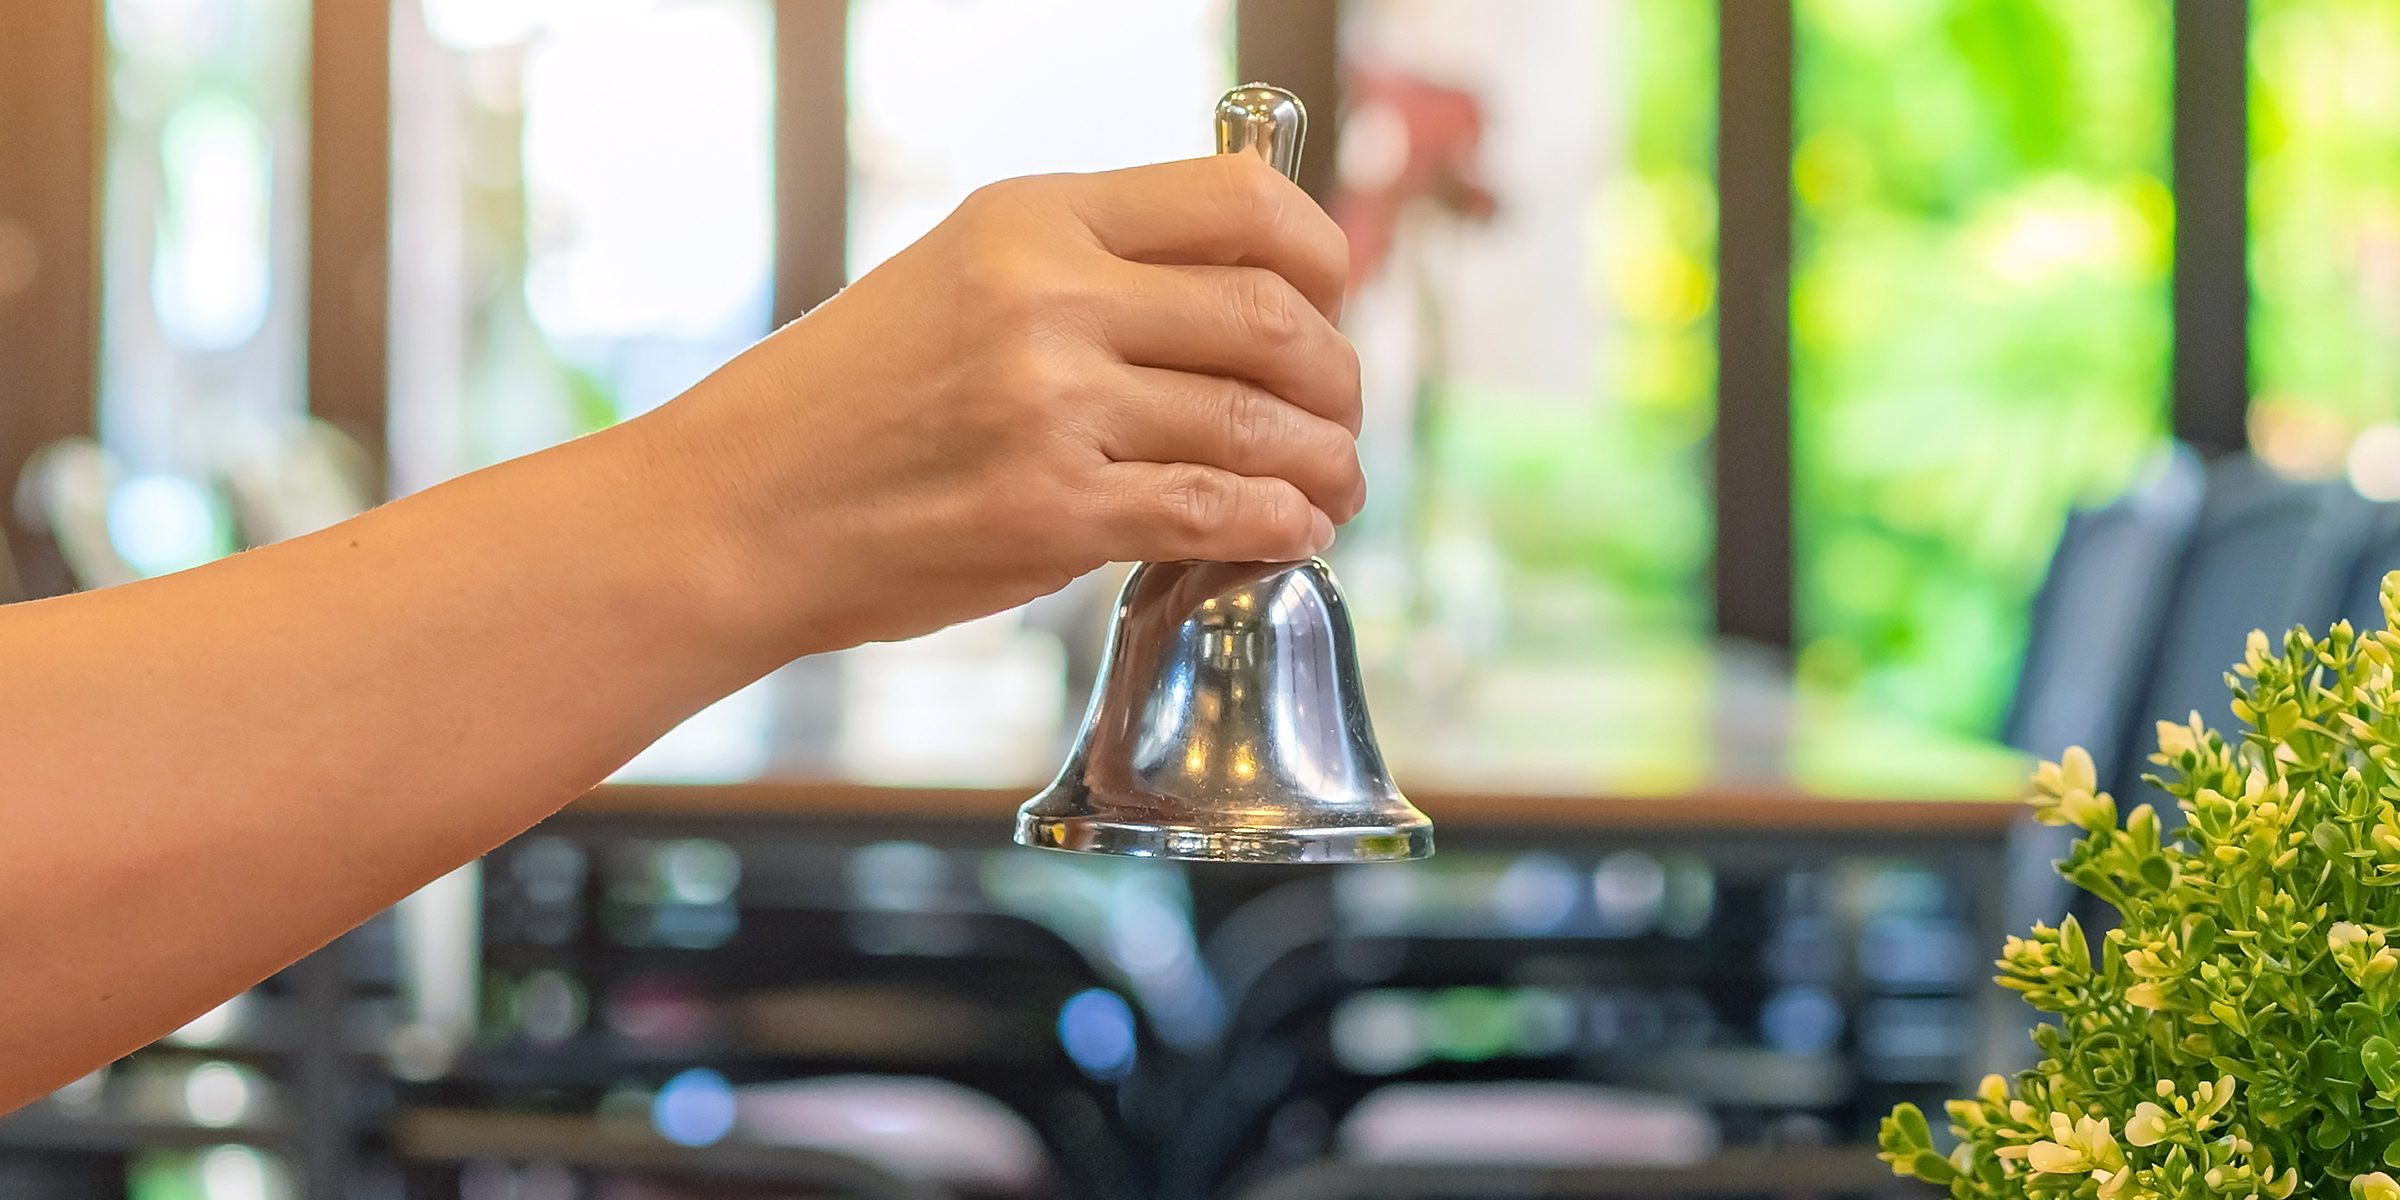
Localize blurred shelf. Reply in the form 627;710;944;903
574;782;2023;835
0;1110;286;1153
1236;1147;1925;1200
391;1108;940;1197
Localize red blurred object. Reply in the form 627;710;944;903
1332;61;1498;291
605;975;720;1054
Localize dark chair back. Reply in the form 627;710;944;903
2002;445;2206;775
2339;504;2400;633
2113;454;2377;801
1999;447;2203;934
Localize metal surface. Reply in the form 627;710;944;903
1018;560;1432;862
1214;83;1307;180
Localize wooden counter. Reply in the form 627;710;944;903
571;781;2024;835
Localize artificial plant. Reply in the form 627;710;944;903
1882;574;2400;1200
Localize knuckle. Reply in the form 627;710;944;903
1329;339;1364;427
960;174;1044;219
1239;273;1304;350
994;349;1075;418
1233;154;1288;220
1218;387;1276;462
1209;154;1287;235
1162;469;1236;541
964;247;1080;331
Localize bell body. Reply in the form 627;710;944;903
1017;559;1433;863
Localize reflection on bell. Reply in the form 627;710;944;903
1016;559;1434;863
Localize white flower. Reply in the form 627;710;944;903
2026;1141;2088;1174
2125;1101;2168;1147
2061;745;2098;791
2154;719;2197;758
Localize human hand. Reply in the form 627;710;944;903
652;152;1363;653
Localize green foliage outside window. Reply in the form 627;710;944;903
2250;0;2400;459
1793;0;2173;736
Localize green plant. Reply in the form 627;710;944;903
1881;574;2400;1200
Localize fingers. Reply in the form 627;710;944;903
1063;155;1350;321
1092;261;1362;436
1094;462;1334;564
1096;366;1365;522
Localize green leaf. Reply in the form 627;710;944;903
2211;1055;2264;1083
1908;1150;1959;1184
2385;1136;2400;1169
2315;1110;2353;1150
2130;805;2162;855
2060;914;2090;969
2365;1036;2400;1094
2140;855;2174;890
2183;913;2219;965
1888;1103;1933;1152
2318;822;2349;856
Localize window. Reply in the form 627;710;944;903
846;0;1233;278
389;0;779;780
390;0;776;494
91;0;315;581
1792;0;2174;736
1331;0;1717;791
2249;0;2400;492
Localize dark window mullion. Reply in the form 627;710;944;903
1715;0;1795;649
1236;0;1341;205
0;0;102;600
311;0;394;498
2173;0;2250;456
775;0;851;325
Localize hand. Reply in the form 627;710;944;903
651;152;1363;652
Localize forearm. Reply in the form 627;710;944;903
0;409;774;1110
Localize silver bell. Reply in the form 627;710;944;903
1017;557;1433;863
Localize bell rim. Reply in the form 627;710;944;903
1013;811;1433;863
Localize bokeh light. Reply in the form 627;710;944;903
182;1061;252;1128
845;0;1229;276
1056;988;1137;1080
652;1067;738;1147
107;474;227;577
151;92;272;352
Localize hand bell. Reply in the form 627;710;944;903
1013;86;1435;864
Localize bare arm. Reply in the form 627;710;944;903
0;156;1361;1110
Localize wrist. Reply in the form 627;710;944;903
596;353;850;665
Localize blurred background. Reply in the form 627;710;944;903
1;0;2396;1196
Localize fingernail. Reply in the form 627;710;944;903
1308;508;1335;555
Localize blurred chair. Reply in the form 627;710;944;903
1998;445;2203;936
2338;503;2400;633
2005;452;2373;950
1168;869;1744;1200
397;1108;953;1200
1228;1148;1899;1200
443;829;1158;1200
2111;453;2377;803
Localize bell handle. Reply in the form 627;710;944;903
1215;84;1307;185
